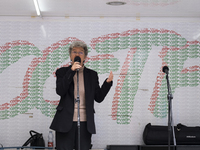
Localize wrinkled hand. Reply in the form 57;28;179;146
71;62;82;71
106;71;113;83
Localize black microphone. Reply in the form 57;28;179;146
74;56;81;63
74;56;81;71
162;66;169;74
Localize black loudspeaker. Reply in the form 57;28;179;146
107;145;139;150
140;145;175;150
176;145;200;150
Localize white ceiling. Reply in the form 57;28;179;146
0;0;200;18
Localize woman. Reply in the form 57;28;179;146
50;41;113;150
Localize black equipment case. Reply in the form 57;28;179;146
143;123;200;145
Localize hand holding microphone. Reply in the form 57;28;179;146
71;56;82;71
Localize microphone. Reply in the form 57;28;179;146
74;56;81;71
74;56;81;63
162;66;169;74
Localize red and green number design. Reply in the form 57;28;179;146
0;29;200;125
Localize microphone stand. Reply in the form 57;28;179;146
165;72;174;150
75;69;81;150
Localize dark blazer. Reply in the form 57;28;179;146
50;66;112;134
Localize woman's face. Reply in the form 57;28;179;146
70;47;86;66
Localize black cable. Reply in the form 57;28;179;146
0;143;3;147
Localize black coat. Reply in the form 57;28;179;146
50;66;112;134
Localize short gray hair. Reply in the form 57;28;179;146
69;41;88;56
